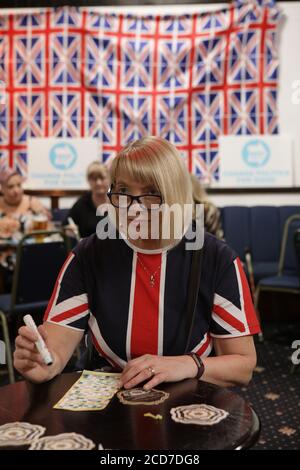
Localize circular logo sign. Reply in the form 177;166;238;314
242;139;270;168
49;142;77;170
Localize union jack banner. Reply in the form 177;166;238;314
0;0;282;182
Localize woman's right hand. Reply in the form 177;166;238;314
14;325;58;383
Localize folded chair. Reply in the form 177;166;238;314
254;215;300;341
291;229;300;373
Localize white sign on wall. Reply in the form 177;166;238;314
26;138;100;189
218;135;294;188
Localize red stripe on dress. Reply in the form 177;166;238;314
43;253;74;321
91;332;121;371
236;258;261;334
50;302;89;323
213;305;246;333
130;253;162;358
194;334;211;357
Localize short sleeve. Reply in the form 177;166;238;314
210;256;261;338
43;251;89;332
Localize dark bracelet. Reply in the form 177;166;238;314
186;353;205;380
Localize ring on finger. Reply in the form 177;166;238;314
147;366;155;376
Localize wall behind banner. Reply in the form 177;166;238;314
1;2;300;207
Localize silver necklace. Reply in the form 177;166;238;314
137;255;161;288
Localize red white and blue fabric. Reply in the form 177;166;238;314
44;231;261;370
0;0;281;181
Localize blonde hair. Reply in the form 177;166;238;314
87;161;109;180
109;137;193;244
190;173;209;204
110;136;193;208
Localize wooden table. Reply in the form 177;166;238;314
0;372;260;450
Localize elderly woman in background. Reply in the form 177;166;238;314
0;169;49;289
190;174;224;240
0;169;49;240
65;161;110;238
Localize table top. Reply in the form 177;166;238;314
0;373;260;450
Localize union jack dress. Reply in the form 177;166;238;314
44;229;260;370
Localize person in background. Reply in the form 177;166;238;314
0;169;50;287
65;161;110;238
0;169;49;240
190;174;224;240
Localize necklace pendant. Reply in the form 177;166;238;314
150;275;155;287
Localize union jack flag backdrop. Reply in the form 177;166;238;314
0;0;282;182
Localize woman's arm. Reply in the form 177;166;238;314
201;335;257;387
30;197;51;219
14;322;83;384
120;335;257;390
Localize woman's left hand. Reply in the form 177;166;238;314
0;216;20;238
120;354;198;390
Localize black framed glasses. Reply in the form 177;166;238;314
107;190;163;210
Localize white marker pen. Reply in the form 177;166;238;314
23;315;53;366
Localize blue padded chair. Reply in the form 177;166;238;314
52;208;70;223
279;207;300;275
250;206;281;283
221;206;251;261
0;231;70;383
221;205;300;284
294;229;300;273
254;214;300;339
291;229;300;373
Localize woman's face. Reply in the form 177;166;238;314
2;174;23;206
88;173;110;196
112;174;162;239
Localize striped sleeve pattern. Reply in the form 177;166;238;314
210;257;261;338
43;252;90;331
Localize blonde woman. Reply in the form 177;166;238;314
65;161;110;238
14;137;260;389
